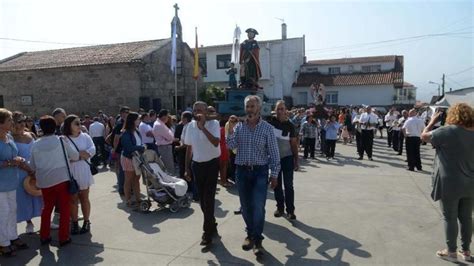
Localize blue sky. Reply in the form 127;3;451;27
1;0;472;102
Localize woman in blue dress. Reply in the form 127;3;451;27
12;112;42;234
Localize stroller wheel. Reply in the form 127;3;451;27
169;202;179;213
180;198;191;208
140;201;151;212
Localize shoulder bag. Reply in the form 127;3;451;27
60;138;80;194
66;136;99;175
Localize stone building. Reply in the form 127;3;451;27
0;16;200;116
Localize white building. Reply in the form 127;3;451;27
199;26;305;101
292;55;416;107
435;87;474;107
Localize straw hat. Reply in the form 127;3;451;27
23;175;42;197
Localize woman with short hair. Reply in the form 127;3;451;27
421;103;474;262
63;115;96;235
30;115;79;247
0;108;32;257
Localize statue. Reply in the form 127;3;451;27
311;83;326;105
239;28;262;89
225;62;238;89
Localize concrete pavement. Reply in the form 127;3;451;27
1;136;470;265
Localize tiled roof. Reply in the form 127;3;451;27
0;39;171;72
293;71;403;87
307;55;398;65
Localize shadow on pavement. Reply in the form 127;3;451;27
263;220;371;265
116;201;195;234
0;232;105;265
203;237;254;265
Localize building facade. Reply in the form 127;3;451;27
292;55;415;107
200;29;305;102
0;15;200;116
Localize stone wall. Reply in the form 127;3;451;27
0;40;202;117
0;64;141;117
138;40;203;112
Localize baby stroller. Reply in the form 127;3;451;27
133;150;192;213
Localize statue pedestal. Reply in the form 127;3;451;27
217;88;272;117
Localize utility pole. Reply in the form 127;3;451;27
442;74;445;96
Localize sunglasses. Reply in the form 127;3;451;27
73;122;81;126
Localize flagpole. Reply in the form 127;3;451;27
195;79;198;102
175;64;178;115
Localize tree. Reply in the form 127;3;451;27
199;84;225;107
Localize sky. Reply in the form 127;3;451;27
1;0;472;102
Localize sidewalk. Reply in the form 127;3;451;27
1;137;466;265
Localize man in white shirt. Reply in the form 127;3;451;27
384;107;399;148
184;101;221;247
358;106;379;160
396;110;409;155
138;113;156;151
352;108;365;159
402;109;425;171
89;117;106;167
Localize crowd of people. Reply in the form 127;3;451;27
0;98;473;261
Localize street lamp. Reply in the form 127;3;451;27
428;81;441;97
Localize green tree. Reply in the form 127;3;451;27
199;84;225;107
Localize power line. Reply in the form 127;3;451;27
304;30;472;53
446;66;474;77
446;76;466;88
0;37;97;46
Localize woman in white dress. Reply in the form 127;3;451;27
63;115;96;235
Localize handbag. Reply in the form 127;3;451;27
67;136;99;175
60;138;80;194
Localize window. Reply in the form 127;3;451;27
199;54;207;77
348;65;354;73
305;66;318;73
0;95;3;108
361;65;381;73
216;54;231;69
325;92;338;104
329;67;340;74
298;92;308;105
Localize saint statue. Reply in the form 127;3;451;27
239;28;262;89
225;62;238;89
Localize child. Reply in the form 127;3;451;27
341;125;350;144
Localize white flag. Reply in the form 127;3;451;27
170;16;177;72
231;25;241;64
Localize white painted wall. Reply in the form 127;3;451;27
301;61;395;74
292;84;395;106
201;37;304;99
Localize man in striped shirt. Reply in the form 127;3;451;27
227;95;280;257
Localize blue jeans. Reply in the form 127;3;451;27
116;158;124;194
236;165;269;242
274;156;295;214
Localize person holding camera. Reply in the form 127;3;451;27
402;109;425;171
421;103;474;262
184;101;221;247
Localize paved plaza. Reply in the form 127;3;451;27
1;136;470;265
